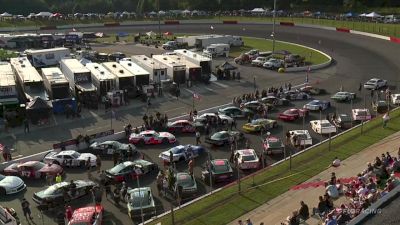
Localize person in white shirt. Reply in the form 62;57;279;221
326;182;339;199
357;184;369;196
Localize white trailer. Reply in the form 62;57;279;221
102;62;135;97
195;35;243;49
152;55;187;84
130;55;168;84
176;35;201;47
86;63;117;97
174;49;212;75
59;58;96;96
167;55;202;81
25;47;70;68
203;43;230;57
41;67;70;100
119;61;150;87
10;57;48;102
0;62;18;103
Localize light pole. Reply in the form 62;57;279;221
253;76;256;91
157;0;161;37
271;0;277;55
135;166;144;225
208;150;213;193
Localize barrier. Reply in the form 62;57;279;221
40;26;57;30
336;27;350;33
164;20;180;25
390;36;400;44
104;22;120;27
223;20;238;24
280;22;294;26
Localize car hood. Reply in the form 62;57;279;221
78;153;96;161
0;176;24;188
158;132;175;138
38;164;63;173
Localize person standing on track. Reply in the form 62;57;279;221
21;198;33;220
96;155;102;173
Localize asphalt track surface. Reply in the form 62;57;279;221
1;23;400;225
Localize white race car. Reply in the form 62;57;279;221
235;149;260;170
310;120;337;134
352;108;372;121
129;130;176;145
43;150;97;167
195;113;233;124
0;174;26;195
363;78;387;90
391;94;400;105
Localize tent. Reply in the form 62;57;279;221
251;8;265;13
148;11;157;16
359;13;367;17
182;10;191;15
36;12;52;17
217;61;237;71
216;61;238;80
158;11;166;16
26;97;52;125
0;12;12;17
365;12;382;18
146;31;156;37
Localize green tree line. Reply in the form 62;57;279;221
0;0;399;15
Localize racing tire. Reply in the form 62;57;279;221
162;138;169;145
52;160;60;165
179;156;185;162
0;187;6;196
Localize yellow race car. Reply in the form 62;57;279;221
242;118;278;132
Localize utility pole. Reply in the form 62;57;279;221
271;0;277;54
157;0;161;37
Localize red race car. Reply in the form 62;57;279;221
129;130;176;145
2;161;63;179
167;120;196;133
278;108;309;121
68;205;104;225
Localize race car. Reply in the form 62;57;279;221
173;172;198;197
331;113;353;129
33;180;97;208
205;131;244;146
68;205;104;225
363;78;387;90
194;113;233;125
0;174;26;195
235;149;260;170
289;130;313;147
242;118;277;133
310;120;337;134
43;150;97;168
303;100;331;111
372;100;389;114
242;101;266;111
352;108;372;121
279;90;311;101
167;119;204;133
278;108;309;121
201;159;233;184
3;161;63;179
263;136;284;155
159;145;205;163
259;96;290;107
89;140;137;156
331;91;356;102
105;160;159;183
218;106;247;118
299;85;326;95
127;187;156;219
128;130;176;145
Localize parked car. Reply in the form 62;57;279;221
159;145;205;163
260;96;290;107
105;160;158;183
284;54;305;67
129;130;176;145
242;118;277;133
263;136;284;155
278;108;309;121
372;100;389;114
68;205;104;225
108;52;126;61
263;58;283;69
235;149;260;170
127;187;156;219
218;106;247;118
289;130;312;147
242;101;266;111
174;172;197;197
303;100;331;111
251;56;269;67
201;159;233;184
391;94;400;105
33;180;97;208
299;85;325;95
194;113;233;125
352;109;372;121
331;91;356;102
363;78;387;90
330;113;353;129
167;119;204;133
0;174;26;195
310;120;337;134
44;151;97;168
89;141;137;156
3;161;63;179
279;90;311;101
205;131;244;146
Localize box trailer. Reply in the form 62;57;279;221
0;62;20;118
130;55;168;84
86;63;117;97
203;43;230;57
25;47;70;68
152;55;186;84
174;49;212;75
41;67;70;100
102;62;136;98
167;55;202;81
176;36;201;47
195;35;244;49
119;60;150;88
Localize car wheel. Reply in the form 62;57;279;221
53;160;60;165
162;138;169;144
0;187;6;196
345;97;349;101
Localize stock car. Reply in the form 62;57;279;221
299;85;325;95
159;145;205;163
352;108;372;121
363;78;387;90
279;90;311;101
242;118;277;133
331;113;353;129
391;94;400;105
167;120;199;133
174;172;198;197
33;180;97;208
289;130;313;147
127;187;156;219
89;140;137;155
128;130;176;145
331;91;357;102
201;159;234;184
218;106;247;118
105;160;158;183
372;100;389;114
263;136;285;155
68;205;104;225
260;96;290;107
242;101;266;111
303;100;331;111
0;174;26;195
43;151;97;167
278;108;309;121
194;113;234;124
205;131;244;146
310;120;337;134
3;161;63;179
235;149;260;170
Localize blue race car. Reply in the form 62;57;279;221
303;100;331;111
159;145;205;162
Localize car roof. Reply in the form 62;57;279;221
266;136;280;142
101;141;117;145
212;159;228;166
141;130;156;134
236;149;256;155
57;150;77;155
71;205;104;223
291;130;309;134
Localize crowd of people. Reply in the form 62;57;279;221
281;148;400;225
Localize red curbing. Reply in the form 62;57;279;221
164;20;180;25
390;36;400;44
104;22;120;27
223;20;238;24
336;27;350;33
280;22;295;26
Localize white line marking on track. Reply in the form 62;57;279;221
212;81;229;88
204;87;214;92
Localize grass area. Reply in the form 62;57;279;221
0;49;18;61
230;37;330;65
149;108;400;225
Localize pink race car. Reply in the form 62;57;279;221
3;161;63;179
129;130;176;145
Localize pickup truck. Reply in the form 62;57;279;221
246;49;272;60
284;54;305;67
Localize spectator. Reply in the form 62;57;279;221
391;157;400;172
46;173;54;186
113;187;120;205
21;198;33;220
287;211;299;225
96;155;102;173
312;196;327;217
196;130;201;145
188;159;194;176
238;220;243;225
298;201;309;221
231;117;237;130
337;204;351;225
105;182;112;200
325;182;339;199
323;213;337;225
120;182;128;202
246;218;253;225
24;118;29;134
56;173;62;183
382;112;390;128
65;205;73;223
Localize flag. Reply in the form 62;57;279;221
210;26;214;30
193;93;201;100
305;66;310;83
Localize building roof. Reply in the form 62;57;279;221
10;57;43;83
174;49;211;62
41;67;68;85
168;55;201;69
152;55;186;67
86;63;116;81
25;47;70;55
119;61;150;76
0;62;16;87
61;59;90;74
131;55;167;70
101;62;134;78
